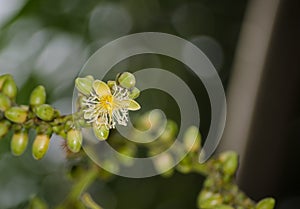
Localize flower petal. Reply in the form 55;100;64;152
127;99;140;111
75;77;93;95
93;80;111;96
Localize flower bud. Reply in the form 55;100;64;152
32;134;50;160
0;120;10;138
5;107;27;123
153;152;174;174
198;191;223;209
176;155;193;173
75;76;94;95
11;130;29;156
107;80;116;89
117;146;136;167
2;77;17;99
0;74;11;90
215;205;235;209
93;124;109;140
0;93;11;111
219;151;238;176
183;126;201;152
160;120;178;142
117;72;136;89
255;198;275;209
129;87;140;99
67;129;82;153
52;126;61;134
30;85;46;106
35;104;55;121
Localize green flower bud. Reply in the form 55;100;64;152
153;152;174;174
93;124;109;140
198;191;223;209
32;134;50;160
117;72;136;89
138;109;164;130
255;198;275;209
203;176;214;188
0;93;11;111
215;205;235;209
219;151;239;176
160;120;178;142
52;126;61;134
5;107;27;123
129;87;140;99
67;129;82;153
75;76;94;95
2;77;17;99
64;120;73;132
35;104;55;121
59;130;67;139
30;85;46;106
107;80;116;89
183;126;201;152
0;120;10;138
0;74;11;90
117;144;136;166
11;130;29;156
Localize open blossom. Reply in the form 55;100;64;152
82;80;140;130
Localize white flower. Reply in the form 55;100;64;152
82;80;140;129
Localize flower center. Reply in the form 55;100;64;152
99;95;114;112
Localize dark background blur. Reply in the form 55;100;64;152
0;0;299;208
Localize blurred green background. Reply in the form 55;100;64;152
0;0;249;208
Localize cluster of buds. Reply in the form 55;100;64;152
196;151;275;209
75;72;141;140
0;72;141;160
133;112;275;209
0;74;83;159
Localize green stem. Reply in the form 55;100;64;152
55;165;99;209
81;193;104;209
70;166;99;200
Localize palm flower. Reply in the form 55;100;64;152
75;73;140;140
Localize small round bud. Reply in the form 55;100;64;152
107;80;116;89
183;126;201;152
129;87;140;99
176;155;193;173
75;76;94;95
52;126;61;134
117;72;136;89
67;129;82;153
0;74;11;90
255;198;275;209
153;152;174;175
0;93;11;111
2;77;17;99
30;85;46;106
0;120;10;138
5;107;27;123
117;144;136;166
32;134;50;160
35;104;55;121
198;191;223;209
219;151;239;176
160;120;178;142
11;130;29;156
93;124;109;140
